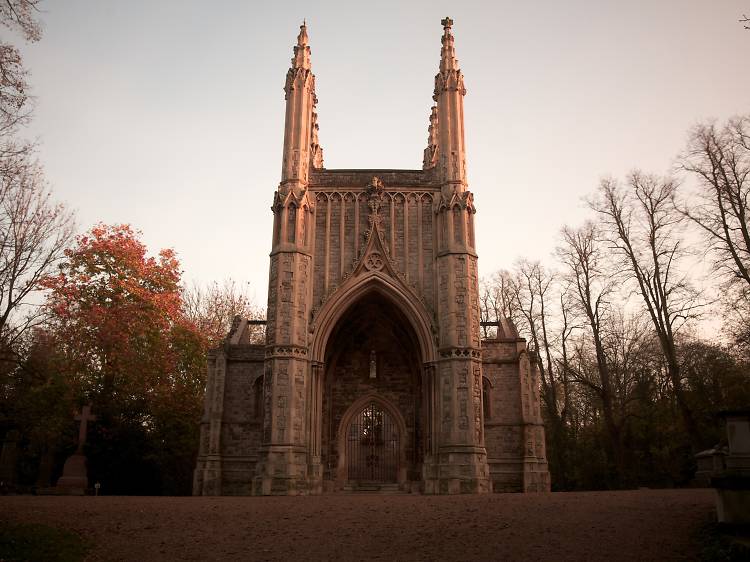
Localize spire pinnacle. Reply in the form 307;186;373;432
432;17;467;190
292;21;311;69
439;16;459;72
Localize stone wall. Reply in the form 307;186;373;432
193;343;264;496
482;337;550;492
195;331;550;495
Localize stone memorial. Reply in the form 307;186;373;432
711;409;750;524
55;404;97;495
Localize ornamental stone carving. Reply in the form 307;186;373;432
364;252;384;271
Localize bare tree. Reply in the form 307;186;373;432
478;270;517;339
592;173;703;446
557;222;626;483
0;1;72;358
556;287;577;429
0;156;74;355
510;259;582;487
679;117;750;302
182;279;265;347
511;260;560;415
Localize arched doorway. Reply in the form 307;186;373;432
345;400;400;483
320;291;423;490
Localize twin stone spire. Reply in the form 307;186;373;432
280;18;468;194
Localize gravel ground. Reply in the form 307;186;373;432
0;489;714;561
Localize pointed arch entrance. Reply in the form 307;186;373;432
316;288;428;490
310;272;436;365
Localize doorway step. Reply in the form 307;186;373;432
341;482;405;494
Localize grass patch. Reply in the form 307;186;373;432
0;521;89;562
700;522;750;562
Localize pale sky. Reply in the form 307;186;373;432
16;0;750;308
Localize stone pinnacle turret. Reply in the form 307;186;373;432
439;17;459;72
281;21;321;192
433;16;467;195
255;21;319;497
292;21;311;70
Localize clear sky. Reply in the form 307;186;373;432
16;0;750;308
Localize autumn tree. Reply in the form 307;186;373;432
0;1;41;41
42;224;206;494
0;0;41;147
0;0;41;168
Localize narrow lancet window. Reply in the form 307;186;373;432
453;206;462;244
287;204;297;243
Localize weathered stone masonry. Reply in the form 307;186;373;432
193;18;550;495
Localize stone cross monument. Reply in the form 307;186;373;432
56;404;97;494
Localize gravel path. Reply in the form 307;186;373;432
0;489;714;561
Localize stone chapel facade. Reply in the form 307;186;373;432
193;18;550;495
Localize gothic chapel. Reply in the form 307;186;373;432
193;18;550;495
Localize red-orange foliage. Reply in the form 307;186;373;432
41;224;206;411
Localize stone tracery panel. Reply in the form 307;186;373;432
308;185;437;313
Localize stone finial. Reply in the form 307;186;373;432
292;21;311;70
439;16;459;73
297;21;309;46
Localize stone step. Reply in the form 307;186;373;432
341;483;406;494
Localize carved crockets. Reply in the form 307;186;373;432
423;106;439;170
281;22;323;193
432;17;468;195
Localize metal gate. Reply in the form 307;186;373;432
346;402;399;483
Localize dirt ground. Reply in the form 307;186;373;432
0;489;714;561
